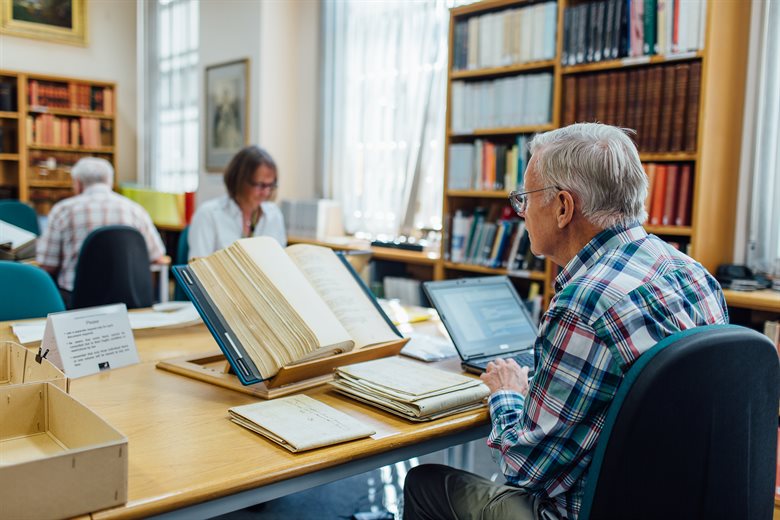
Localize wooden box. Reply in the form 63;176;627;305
0;382;128;519
0;340;67;391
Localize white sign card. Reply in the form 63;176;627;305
41;304;139;378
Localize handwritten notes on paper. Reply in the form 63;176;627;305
228;394;375;452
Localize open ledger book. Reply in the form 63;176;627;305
331;357;490;421
229;394;375;452
0;220;36;260
172;237;402;386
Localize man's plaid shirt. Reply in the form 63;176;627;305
487;223;728;518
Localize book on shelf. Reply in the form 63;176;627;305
330;356;490;421
0;220;36;260
173;236;405;387
649;164;667;226
674;163;692;226
661;163;679;226
228;394;375;452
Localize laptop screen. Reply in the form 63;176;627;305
423;276;538;360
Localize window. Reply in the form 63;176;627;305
736;0;780;276
322;0;468;238
141;0;199;192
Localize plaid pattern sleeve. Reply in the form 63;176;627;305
486;223;728;519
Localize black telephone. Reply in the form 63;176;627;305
715;264;771;290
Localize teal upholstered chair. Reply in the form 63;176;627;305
579;324;779;519
0;261;65;320
0;200;40;235
173;226;190;301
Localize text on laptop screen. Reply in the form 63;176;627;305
432;282;537;357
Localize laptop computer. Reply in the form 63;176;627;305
422;276;538;376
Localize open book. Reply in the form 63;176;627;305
229;395;375;452
331;357;490;421
0;220;36;260
173;237;402;385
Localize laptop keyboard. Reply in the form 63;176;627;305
472;351;535;373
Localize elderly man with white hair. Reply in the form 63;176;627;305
36;157;165;306
403;123;728;520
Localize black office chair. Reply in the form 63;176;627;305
579;324;780;520
71;225;154;310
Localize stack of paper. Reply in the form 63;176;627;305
0;220;36;260
228;394;375;452
331;357;489;421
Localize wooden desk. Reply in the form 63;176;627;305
0;321;488;520
723;289;780;313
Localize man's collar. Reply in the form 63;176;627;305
554;222;647;292
82;183;112;195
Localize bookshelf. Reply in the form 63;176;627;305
440;0;751;309
0;70;117;215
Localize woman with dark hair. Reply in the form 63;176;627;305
188;145;286;259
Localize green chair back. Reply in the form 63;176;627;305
0;200;40;235
0;261;65;320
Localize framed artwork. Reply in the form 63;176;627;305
0;0;87;46
205;58;249;172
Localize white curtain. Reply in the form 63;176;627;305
140;0;199;192
322;0;450;237
736;0;780;275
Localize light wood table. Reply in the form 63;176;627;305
723;288;780;314
1;320;488;520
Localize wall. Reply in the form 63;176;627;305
197;0;320;206
0;0;137;183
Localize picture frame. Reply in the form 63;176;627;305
205;58;249;172
0;0;87;46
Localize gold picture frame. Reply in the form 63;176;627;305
1;0;87;46
205;58;250;172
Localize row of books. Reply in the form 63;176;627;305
26;114;113;149
562;0;706;66
28;80;114;114
450;73;552;133
447;135;530;192
450;209;544;273
0;80;17;111
451;2;557;71
645;162;692;227
562;61;701;153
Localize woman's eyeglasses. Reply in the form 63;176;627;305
247;181;278;191
508;186;560;214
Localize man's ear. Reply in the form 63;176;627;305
556;191;575;229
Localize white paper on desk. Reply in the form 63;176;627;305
41;304;139;378
400;332;457;362
12;302;203;344
127;302;202;329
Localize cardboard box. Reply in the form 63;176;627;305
0;341;67;391
0;382;128;519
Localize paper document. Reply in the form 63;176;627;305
400;332;457;362
228;394;375;452
11;302;203;344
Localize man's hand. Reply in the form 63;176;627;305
480;358;530;396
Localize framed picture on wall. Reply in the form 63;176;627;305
205;58;249;172
0;0;87;46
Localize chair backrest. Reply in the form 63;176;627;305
0;261;65;320
173;226;189;301
71;225;154;310
579;324;780;520
0;200;40;235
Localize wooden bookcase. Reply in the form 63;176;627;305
0;70;117;215
439;0;751;308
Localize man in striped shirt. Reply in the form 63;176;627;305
403;123;727;519
37;157;165;306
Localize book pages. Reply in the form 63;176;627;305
228;394;375;452
286;244;399;349
235;238;354;351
